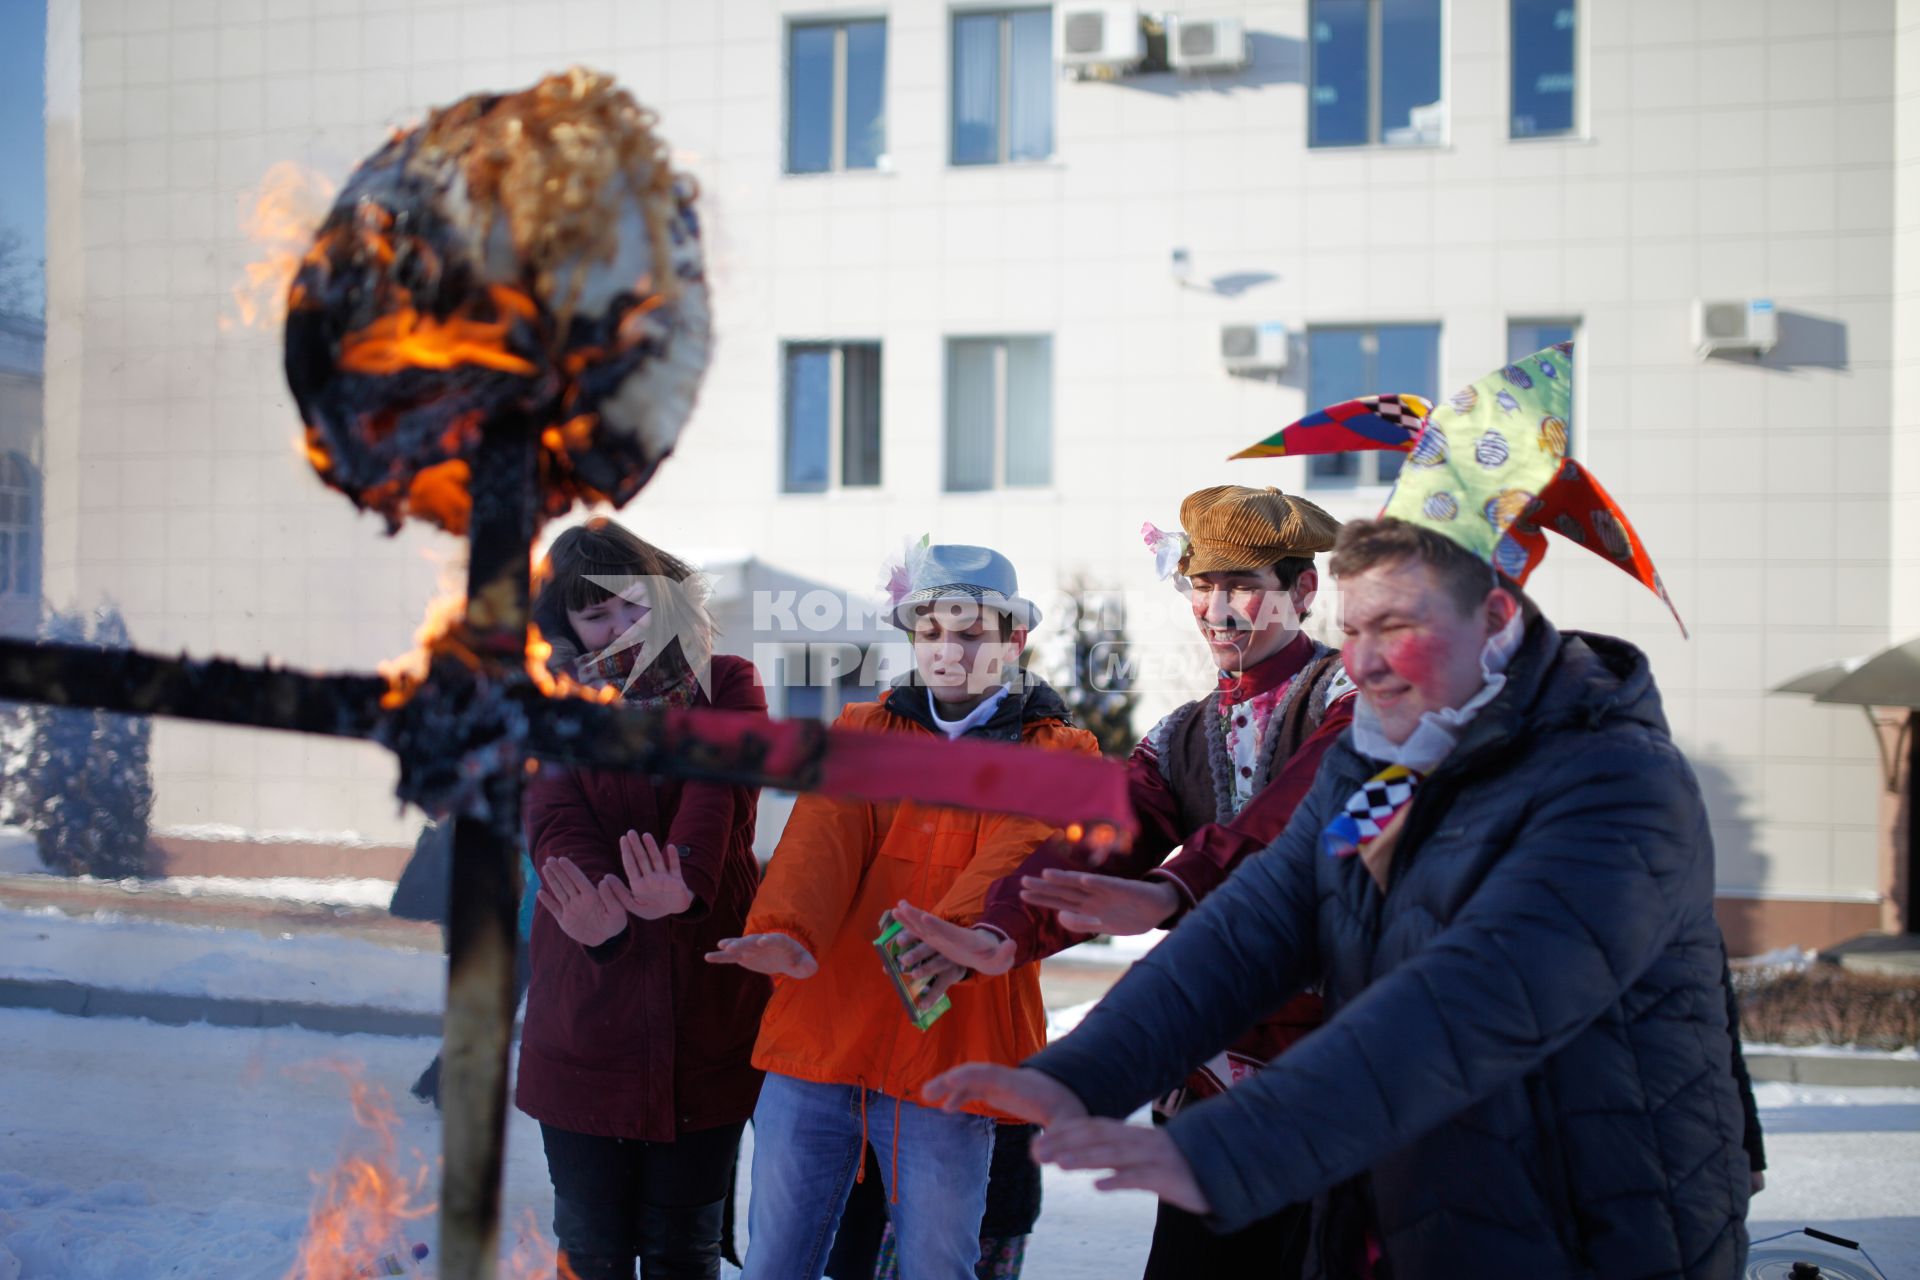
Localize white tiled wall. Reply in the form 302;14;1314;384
40;0;1907;900
1894;1;1920;646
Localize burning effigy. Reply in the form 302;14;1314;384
285;68;711;536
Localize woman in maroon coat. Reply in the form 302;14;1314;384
516;517;771;1280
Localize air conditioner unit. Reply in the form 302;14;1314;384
1693;298;1776;357
1168;16;1248;72
1222;322;1290;373
1058;4;1145;71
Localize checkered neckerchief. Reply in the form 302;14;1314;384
1320;764;1419;859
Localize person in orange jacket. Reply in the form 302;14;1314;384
706;544;1100;1280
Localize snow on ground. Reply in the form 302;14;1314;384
3;909;1917;1277
1746;1041;1920;1060
0;830;41;877
3;1008;1915;1278
1736;946;1818;973
150;824;395;849
94;875;400;910
1746;1082;1920;1273
1052;930;1167;965
1045;999;1097;1041
0;906;444;1012
0;1009;1155;1279
3;868;401;910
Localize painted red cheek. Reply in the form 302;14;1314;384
1383;632;1450;689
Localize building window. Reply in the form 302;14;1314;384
951;8;1054;166
0;453;37;600
787;18;888;173
783;342;883;494
1305;325;1440;488
1309;0;1445;148
945;336;1052;491
770;643;885;720
1510;0;1576;138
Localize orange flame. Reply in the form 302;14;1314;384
302;424;334;473
379;569;622;711
282;1062;434;1279
282;1063;582;1277
378;574;478;708
225;162;339;332
406;460;474;538
502;1208;583;1280
337;286;540;377
527;621;620;704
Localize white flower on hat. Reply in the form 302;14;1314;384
1141;521;1190;582
878;533;934;608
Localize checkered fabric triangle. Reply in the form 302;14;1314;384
1321;764;1420;858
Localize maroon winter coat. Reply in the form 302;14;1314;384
514;654;772;1142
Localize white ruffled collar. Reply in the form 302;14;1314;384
1351;609;1527;773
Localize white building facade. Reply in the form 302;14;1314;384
40;0;1920;948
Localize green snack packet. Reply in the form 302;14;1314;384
874;919;952;1032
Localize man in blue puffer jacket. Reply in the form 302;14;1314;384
930;513;1751;1278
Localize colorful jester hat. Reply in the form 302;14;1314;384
1231;343;1686;635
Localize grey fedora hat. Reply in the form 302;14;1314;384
887;543;1042;631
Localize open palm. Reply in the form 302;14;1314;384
535;856;629;947
1019;868;1180;936
705;932;818;979
606;829;695;920
923;1063;1088;1127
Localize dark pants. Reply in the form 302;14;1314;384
1142;1199;1311;1280
541;1120;745;1280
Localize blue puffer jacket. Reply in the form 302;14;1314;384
1030;619;1749;1279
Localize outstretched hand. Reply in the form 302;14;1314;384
1019;868;1180;936
535;856;630;948
889;900;1017;977
1032;1117;1210;1215
921;1063;1088;1127
705;932;819;979
605;829;695;920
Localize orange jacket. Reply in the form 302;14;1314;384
744;682;1100;1117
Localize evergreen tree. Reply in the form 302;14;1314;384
1047;578;1138;759
16;606;155;877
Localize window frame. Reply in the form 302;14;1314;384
942;334;1055;493
780;340;885;496
1302;323;1443;491
1308;0;1448;150
1507;0;1581;141
948;4;1055;168
766;641;885;720
784;14;889;175
0;452;38;602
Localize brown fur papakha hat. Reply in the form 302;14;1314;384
1177;484;1342;577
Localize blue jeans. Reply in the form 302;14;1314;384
743;1073;994;1280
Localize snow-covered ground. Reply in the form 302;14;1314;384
0;905;444;1012
0;1009;1154;1279
101;875;400;910
2;905;1916;1277
4;1008;1914;1278
0;904;1134;1016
